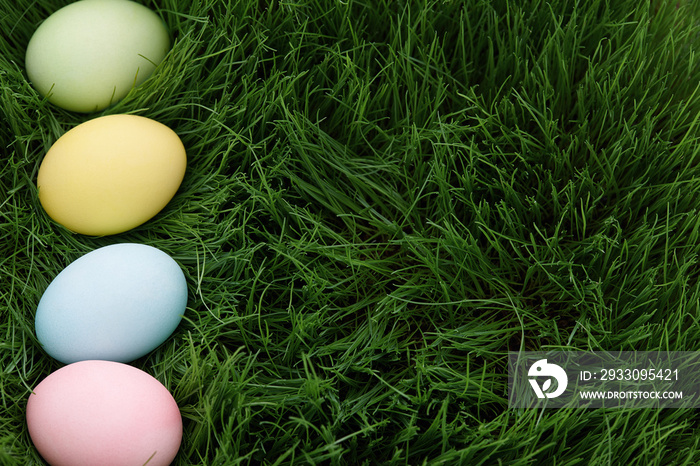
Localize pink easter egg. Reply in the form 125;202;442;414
27;360;182;466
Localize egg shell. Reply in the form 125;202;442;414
35;243;187;364
27;360;182;466
37;114;186;236
25;0;170;112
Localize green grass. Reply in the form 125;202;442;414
3;0;700;464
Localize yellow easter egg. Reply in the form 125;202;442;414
37;114;186;236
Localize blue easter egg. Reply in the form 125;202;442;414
35;243;187;363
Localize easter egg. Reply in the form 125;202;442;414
35;243;187;364
25;0;170;112
37;114;186;236
27;360;182;466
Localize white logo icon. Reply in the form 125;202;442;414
528;359;568;399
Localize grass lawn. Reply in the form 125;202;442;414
3;0;700;464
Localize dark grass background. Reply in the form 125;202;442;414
3;0;700;464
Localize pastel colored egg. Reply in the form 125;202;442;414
37;114;186;236
35;243;187;364
27;360;182;466
25;0;170;112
